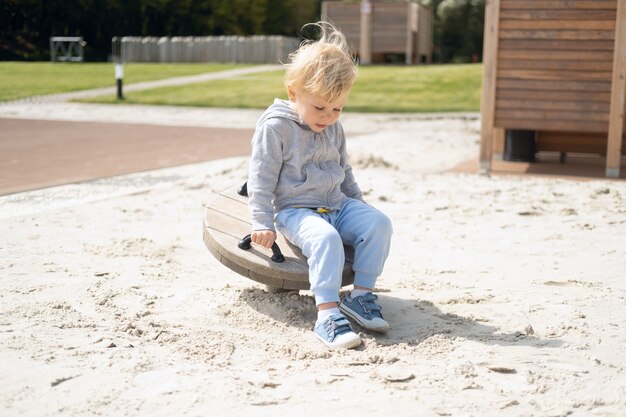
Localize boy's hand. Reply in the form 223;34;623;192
251;229;277;249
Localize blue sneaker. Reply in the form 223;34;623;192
314;314;361;350
340;293;390;333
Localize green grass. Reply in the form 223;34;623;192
1;62;482;112
86;63;482;113
349;64;482;112
86;69;286;108
0;62;242;101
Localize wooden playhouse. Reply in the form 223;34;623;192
321;0;433;64
479;0;626;178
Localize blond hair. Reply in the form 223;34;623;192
284;21;358;103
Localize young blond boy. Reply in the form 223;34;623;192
247;22;393;350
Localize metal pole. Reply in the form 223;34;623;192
112;37;124;100
115;62;124;100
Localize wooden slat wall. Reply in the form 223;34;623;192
371;3;409;53
322;2;361;54
323;1;433;63
535;131;625;154
494;0;617;134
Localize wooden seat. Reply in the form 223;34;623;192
203;186;355;291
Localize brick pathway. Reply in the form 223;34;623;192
0;66;284;195
0;118;253;196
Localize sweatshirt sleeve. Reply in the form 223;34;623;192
247;123;283;231
337;124;364;202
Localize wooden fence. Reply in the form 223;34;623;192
114;36;301;64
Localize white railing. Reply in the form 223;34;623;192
113;36;300;64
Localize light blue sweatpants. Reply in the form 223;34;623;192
275;198;393;305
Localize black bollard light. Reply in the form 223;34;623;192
115;62;124;100
112;36;124;100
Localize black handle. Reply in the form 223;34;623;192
237;181;248;197
238;234;285;263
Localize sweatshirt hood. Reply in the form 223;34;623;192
256;98;304;128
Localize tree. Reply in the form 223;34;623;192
0;0;320;61
422;0;485;63
263;0;318;36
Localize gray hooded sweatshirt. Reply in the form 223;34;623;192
248;98;363;232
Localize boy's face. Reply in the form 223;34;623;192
288;87;347;133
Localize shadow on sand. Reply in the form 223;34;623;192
239;287;563;349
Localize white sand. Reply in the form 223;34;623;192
1;103;625;416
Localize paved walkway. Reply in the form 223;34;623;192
0;118;253;195
0;66;286;196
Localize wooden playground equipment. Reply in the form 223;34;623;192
321;0;433;64
479;0;626;178
203;185;355;292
